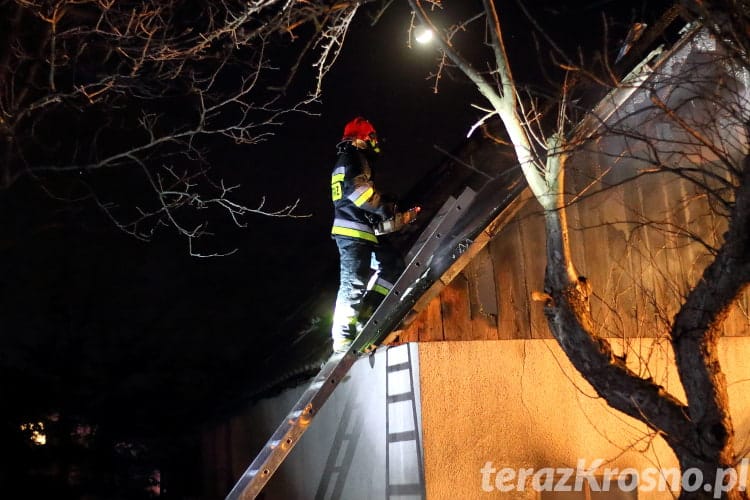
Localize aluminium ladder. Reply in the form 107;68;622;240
226;187;476;500
384;345;425;498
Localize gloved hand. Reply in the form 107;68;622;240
400;206;421;225
374;206;421;235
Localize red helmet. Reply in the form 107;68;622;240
342;117;380;153
342;117;377;142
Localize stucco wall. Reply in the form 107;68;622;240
418;338;750;499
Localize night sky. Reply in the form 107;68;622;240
0;0;676;497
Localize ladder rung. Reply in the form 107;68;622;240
386;362;411;373
387;430;417;443
387;483;423;495
386;392;414;404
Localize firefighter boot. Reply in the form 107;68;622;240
356;292;385;332
332;323;357;354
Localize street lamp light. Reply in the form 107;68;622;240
414;26;433;45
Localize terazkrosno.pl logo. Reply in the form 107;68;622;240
480;459;750;498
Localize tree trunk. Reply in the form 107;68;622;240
540;156;748;499
668;155;750;499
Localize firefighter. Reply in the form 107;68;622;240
329;117;417;353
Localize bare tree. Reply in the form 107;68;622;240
409;1;750;497
0;0;360;255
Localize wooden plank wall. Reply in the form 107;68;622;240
395;35;750;344
397;151;750;343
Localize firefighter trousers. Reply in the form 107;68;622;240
331;237;404;349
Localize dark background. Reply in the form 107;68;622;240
0;1;675;497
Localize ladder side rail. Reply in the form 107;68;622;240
226;351;358;499
403;194;462;263
385;347;392;500
405;345;426;498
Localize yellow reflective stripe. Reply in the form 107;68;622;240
370;277;394;296
331;226;378;243
331;182;343;201
331;173;345;183
352;186;374;207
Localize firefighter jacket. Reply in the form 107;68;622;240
330;141;394;243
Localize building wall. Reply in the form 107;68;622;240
396;28;750;344
418;338;750;499
205;344;425;500
398;186;750;344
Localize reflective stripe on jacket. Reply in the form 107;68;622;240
330;142;393;243
331;219;378;243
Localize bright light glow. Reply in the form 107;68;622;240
415;27;434;45
20;422;47;446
